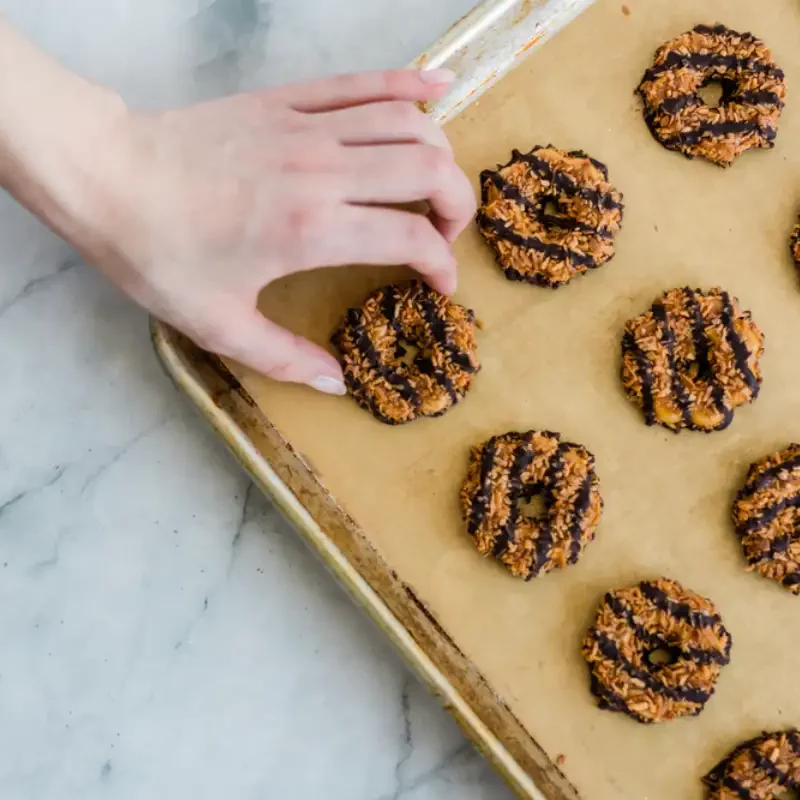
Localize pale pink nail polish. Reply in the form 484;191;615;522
310;376;347;396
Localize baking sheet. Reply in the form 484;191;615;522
229;0;800;796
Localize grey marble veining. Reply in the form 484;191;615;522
0;1;513;798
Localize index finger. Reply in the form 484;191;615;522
282;68;456;113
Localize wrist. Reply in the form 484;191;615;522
0;18;132;263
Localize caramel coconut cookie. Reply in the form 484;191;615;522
732;444;800;594
704;730;800;799
637;24;787;167
460;430;603;580
476;146;624;288
331;282;480;425
582;578;732;724
621;287;764;432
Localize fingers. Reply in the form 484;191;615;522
195;306;346;394
284;68;455;113
341;144;476;243
314;101;452;150
311;205;457;295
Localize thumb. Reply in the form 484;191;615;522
209;308;346;395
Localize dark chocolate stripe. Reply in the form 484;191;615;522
659;93;697;115
643;51;784;82
742;451;800;495
591;631;711;704
492;433;535;557
661;119;775;149
379;284;399;324
751;750;796;789
477;212;598;271
567;469;594;564
413;291;459;404
606;594;728;666
513;149;622;211
746;532;794;565
622;330;656;425
528;441;567;580
589;674;643;722
692;24;758;44
684;288;731;430
741;493;800;535
485;171;614;238
416;285;476;375
468;437;498;536
652;301;693;429
783;571;800;589
735;89;784;107
639;581;722;631
722;776;758;800
720;291;760;397
347;316;420;407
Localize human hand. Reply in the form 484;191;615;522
14;65;475;395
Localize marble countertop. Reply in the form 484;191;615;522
0;1;513;798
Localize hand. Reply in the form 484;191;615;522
14;64;475;395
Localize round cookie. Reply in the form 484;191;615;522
704;730;800;799
637;24;787;167
732;444;800;594
582;578;732;724
331;282;479;425
621;287;764;432
460;430;602;580
476;146;624;288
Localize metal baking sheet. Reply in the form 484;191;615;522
148;0;800;797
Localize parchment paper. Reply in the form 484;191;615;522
230;1;800;796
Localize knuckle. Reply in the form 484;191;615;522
422;146;455;182
404;213;437;247
391;100;424;126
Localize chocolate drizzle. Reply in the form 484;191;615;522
460;431;602;581
332;282;479;425
733;444;800;594
583;578;732;724
652;302;693;429
477;146;623;288
621;288;763;433
704;730;800;800
637;24;786;167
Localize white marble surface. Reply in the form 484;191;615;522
0;2;514;798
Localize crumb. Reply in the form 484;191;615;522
621;4;631;15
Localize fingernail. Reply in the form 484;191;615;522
310;376;347;396
419;67;456;85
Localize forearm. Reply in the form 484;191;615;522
0;17;128;254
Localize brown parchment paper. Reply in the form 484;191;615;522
229;1;800;796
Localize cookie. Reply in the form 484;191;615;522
732;444;800;594
704;730;800;799
582;578;732;724
460;430;602;580
331;282;480;425
621;287;764;432
476;146;624;288
637;24;787;167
